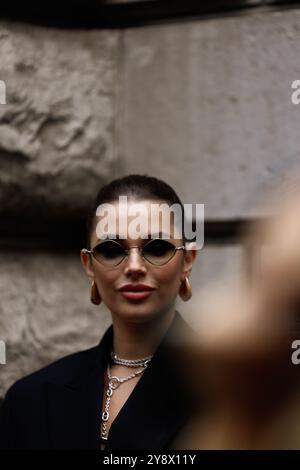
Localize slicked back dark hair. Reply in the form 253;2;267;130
85;174;186;249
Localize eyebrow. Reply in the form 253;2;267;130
97;231;172;241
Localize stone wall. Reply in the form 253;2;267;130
120;8;300;219
0;22;119;397
2;4;300;397
0;21;119;217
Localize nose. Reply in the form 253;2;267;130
124;247;147;275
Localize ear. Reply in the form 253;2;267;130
80;249;95;281
181;242;198;280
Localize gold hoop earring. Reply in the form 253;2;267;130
179;276;192;302
91;280;102;305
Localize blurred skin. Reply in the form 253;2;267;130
173;182;300;450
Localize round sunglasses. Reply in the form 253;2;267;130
82;238;186;267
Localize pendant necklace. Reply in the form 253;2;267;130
101;352;153;443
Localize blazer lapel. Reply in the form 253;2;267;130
104;311;193;450
45;325;113;449
44;311;193;450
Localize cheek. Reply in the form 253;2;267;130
93;264;119;289
153;258;182;291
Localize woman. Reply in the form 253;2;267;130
0;174;198;450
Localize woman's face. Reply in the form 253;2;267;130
81;199;197;324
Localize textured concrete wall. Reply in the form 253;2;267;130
0;21;119;396
120;8;300;219
0;21;119;217
2;6;300;397
0;251;112;398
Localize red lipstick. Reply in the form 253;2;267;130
118;283;155;301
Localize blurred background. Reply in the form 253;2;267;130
1;0;300;405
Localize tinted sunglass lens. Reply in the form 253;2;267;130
93;242;125;266
143;240;176;265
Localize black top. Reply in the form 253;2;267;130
0;310;194;450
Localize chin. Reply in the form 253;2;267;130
115;304;162;324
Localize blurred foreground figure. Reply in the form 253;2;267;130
175;174;300;449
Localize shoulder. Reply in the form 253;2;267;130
4;343;99;403
4;322;114;403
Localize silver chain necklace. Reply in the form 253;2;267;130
110;351;153;368
101;353;153;443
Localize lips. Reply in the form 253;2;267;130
118;284;156;301
118;284;155;292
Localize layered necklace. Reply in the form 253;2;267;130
101;351;153;443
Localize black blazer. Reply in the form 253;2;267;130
0;311;194;450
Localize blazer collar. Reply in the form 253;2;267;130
45;325;112;449
45;310;193;449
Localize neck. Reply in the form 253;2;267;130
110;307;176;359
